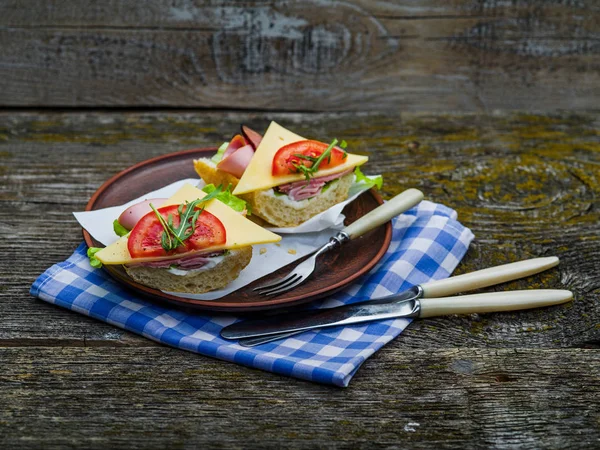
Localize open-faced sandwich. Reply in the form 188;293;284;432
89;183;281;293
193;122;372;227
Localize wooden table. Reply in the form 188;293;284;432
2;111;599;448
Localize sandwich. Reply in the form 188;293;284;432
193;122;372;228
89;183;281;293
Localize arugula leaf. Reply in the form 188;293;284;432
150;202;183;251
87;247;103;268
293;138;339;181
210;142;229;164
113;219;129;237
354;166;383;190
198;184;225;204
151;197;205;252
150;185;227;253
202;183;249;214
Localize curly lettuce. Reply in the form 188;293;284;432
354;166;383;190
210;142;229;164
87;247;103;268
202;183;250;214
113;219;129;237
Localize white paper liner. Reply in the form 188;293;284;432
74;177;377;300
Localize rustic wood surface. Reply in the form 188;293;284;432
1;1;600;111
1;111;599;448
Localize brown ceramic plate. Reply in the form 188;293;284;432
83;148;392;313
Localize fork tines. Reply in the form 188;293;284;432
253;274;306;296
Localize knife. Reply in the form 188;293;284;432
220;257;572;345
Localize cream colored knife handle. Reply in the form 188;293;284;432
342;188;424;239
420;257;559;298
419;289;572;318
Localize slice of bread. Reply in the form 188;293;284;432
193;158;241;190
193;158;354;227
124;247;252;293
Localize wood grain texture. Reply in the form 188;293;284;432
1;111;599;349
1;347;599;449
1;110;599;447
1;1;599;110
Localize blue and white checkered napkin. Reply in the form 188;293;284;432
31;201;473;387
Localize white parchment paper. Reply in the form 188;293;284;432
74;178;376;300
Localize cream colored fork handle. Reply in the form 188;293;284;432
418;289;572;318
342;188;424;239
420;257;559;298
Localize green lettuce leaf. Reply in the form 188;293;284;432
210;142;229;164
202;183;250;214
321;179;338;194
113;219;129;237
354;166;383;190
87;247;103;268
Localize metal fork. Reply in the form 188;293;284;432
253;188;424;296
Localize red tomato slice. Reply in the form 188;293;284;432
127;204;226;259
272;140;347;177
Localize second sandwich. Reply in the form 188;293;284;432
194;121;373;228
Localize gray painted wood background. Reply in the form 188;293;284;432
1;0;599;111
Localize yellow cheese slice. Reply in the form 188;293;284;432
232;121;368;195
96;183;281;265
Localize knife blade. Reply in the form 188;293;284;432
229;289;573;346
220;286;423;340
221;257;566;344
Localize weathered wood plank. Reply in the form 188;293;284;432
1;346;598;448
0;1;599;110
4;0;600;27
1;111;599;349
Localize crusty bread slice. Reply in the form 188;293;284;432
248;173;354;227
193;158;241;190
193;158;354;228
124;247;252;293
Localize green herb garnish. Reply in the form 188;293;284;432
87;247;103;268
354;166;383;190
210;142;229;164
202;183;249;215
150;185;224;253
113;219;129;237
340;140;348;158
293;138;342;181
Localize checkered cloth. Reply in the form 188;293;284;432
31;201;473;387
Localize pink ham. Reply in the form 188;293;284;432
222;134;246;159
128;251;225;269
277;168;354;201
241;125;263;149
217;144;255;178
216;128;264;178
118;198;168;230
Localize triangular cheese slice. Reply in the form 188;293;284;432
96;183;281;265
232;121;368;195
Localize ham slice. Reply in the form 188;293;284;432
128;251;225;269
216;128;265;178
241;125;263;149
277;168;354;201
222;134;246;159
217;144;255;178
118;198;167;230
